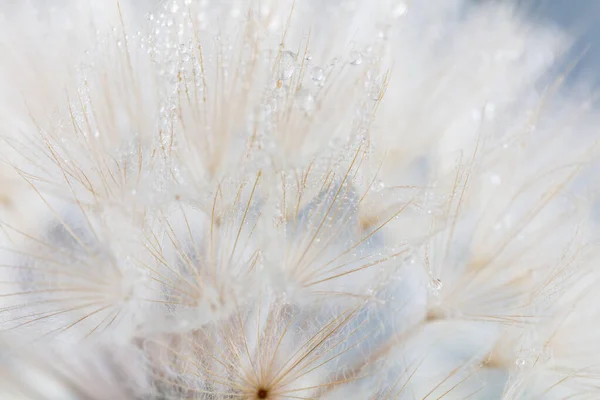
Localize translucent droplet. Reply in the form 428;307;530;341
170;2;180;13
392;3;408;18
515;358;527;368
278;51;297;81
430;278;443;291
349;51;363;65
310;66;324;83
184;0;192;4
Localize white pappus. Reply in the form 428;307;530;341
0;0;599;399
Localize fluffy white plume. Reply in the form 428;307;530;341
0;0;599;399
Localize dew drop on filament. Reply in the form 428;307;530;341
430;278;443;291
310;66;324;83
349;51;363;65
278;51;297;81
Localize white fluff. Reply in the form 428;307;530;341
0;0;599;399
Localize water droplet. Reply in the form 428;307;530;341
310;66;324;83
184;0;192;4
171;2;180;13
430;278;443;291
279;51;297;81
392;3;408;18
349;51;362;65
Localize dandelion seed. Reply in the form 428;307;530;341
0;0;598;399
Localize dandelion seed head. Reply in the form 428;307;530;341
0;0;599;398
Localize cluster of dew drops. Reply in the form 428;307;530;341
75;0;498;299
124;1;411;124
71;0;462;331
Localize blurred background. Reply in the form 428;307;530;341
484;0;600;87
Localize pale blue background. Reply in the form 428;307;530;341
499;0;600;85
